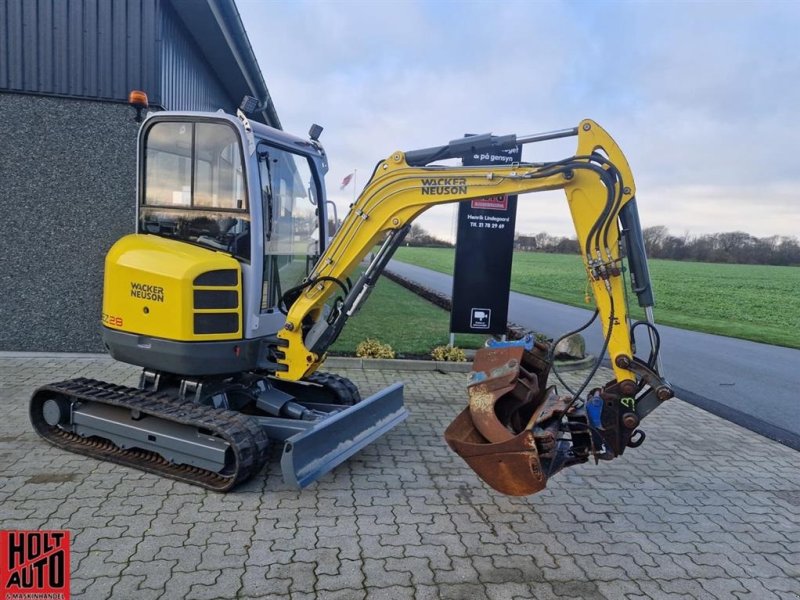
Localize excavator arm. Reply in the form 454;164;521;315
275;118;673;495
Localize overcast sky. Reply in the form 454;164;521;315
237;0;799;241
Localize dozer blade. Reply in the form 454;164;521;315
280;382;407;488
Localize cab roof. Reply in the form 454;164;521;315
142;110;325;160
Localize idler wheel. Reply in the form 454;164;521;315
42;398;71;426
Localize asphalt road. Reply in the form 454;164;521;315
388;260;800;450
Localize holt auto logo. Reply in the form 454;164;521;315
1;531;70;600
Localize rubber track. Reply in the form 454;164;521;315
30;378;270;492
306;372;362;405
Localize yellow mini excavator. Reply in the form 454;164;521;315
30;103;672;494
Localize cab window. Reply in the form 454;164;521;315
258;143;320;310
141;121;250;259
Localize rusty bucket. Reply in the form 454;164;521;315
444;345;570;496
444;406;547;496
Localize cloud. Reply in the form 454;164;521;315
237;0;800;241
643;182;800;238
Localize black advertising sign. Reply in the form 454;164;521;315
450;142;521;334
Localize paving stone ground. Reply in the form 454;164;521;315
1;355;799;600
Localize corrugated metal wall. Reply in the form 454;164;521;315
0;0;160;101
0;0;235;111
159;2;232;112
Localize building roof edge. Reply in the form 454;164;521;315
206;0;282;129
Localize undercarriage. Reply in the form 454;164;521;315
30;371;407;490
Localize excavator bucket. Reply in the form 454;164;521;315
444;345;575;496
280;383;407;488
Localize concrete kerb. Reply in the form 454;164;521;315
324;355;598;373
0;351;110;359
323;356;473;373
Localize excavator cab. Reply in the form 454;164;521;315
102;112;331;374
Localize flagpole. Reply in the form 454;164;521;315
352;169;357;203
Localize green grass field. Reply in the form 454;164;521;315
394;247;800;349
328;275;487;356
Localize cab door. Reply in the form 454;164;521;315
256;142;325;313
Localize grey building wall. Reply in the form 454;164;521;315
0;93;140;351
0;0;280;352
0;0;280;125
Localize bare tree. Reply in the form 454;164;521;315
642;226;669;256
512;226;799;266
405;224;452;248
